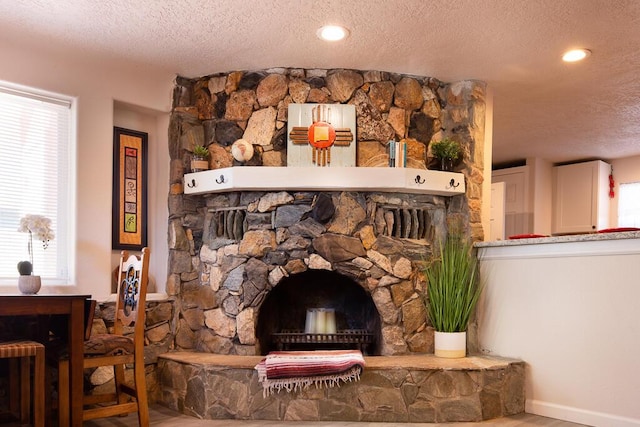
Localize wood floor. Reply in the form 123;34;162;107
83;404;590;427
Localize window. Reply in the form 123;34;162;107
0;81;74;284
618;182;640;227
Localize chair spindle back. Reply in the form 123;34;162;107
115;248;149;333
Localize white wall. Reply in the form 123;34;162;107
0;39;174;299
478;238;640;426
113;102;170;295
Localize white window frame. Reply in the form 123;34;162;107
618;181;640;228
0;80;76;287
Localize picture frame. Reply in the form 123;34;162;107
112;127;148;250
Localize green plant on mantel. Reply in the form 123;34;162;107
422;231;483;332
430;137;461;160
193;144;209;158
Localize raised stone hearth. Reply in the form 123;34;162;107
157;352;525;423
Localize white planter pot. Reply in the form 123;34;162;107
18;275;41;295
434;331;466;358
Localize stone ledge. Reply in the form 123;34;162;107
157;351;525;423
159;351;519;371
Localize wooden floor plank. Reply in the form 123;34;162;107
83;403;589;427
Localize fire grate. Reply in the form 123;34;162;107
272;329;373;353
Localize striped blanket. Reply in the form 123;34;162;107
255;349;365;396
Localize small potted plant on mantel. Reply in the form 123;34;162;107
191;145;209;172
421;229;483;358
429;137;462;172
191;144;210;173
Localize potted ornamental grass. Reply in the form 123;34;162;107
429;137;462;171
422;231;483;358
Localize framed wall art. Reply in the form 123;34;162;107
112;127;148;250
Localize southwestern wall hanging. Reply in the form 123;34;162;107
287;104;356;167
112;127;148;250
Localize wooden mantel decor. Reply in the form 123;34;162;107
287;104;356;168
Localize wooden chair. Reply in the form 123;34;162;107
57;248;150;427
0;340;45;427
52;298;96;426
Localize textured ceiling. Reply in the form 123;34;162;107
1;0;639;166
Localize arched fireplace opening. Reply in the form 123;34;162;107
256;270;381;355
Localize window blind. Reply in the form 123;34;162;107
0;83;72;282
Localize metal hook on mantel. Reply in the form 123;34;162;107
448;178;460;189
414;175;425;185
186;179;196;188
215;175;225;184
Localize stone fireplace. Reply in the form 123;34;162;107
167;67;486;357
186;189;462;356
158;69;526;423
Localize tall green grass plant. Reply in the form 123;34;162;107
423;233;483;332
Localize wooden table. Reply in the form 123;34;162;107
0;294;90;427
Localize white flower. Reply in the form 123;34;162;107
18;214;55;249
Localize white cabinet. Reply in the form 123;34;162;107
552;160;610;234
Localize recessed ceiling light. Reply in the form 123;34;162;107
317;25;349;42
562;48;591;62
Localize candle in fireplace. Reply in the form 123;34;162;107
325;309;336;334
305;308;337;334
315;309;327;333
305;309;316;333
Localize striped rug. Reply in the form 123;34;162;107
255;349;365;396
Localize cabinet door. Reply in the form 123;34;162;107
553;161;608;234
492;168;530;237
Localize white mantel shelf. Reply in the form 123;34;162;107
184;166;465;196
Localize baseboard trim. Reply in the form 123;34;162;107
526;399;640;427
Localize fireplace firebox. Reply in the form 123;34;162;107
256;270;381;355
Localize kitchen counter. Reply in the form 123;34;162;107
475;228;640;425
476;230;640;248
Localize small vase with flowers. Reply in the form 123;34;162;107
17;214;54;294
